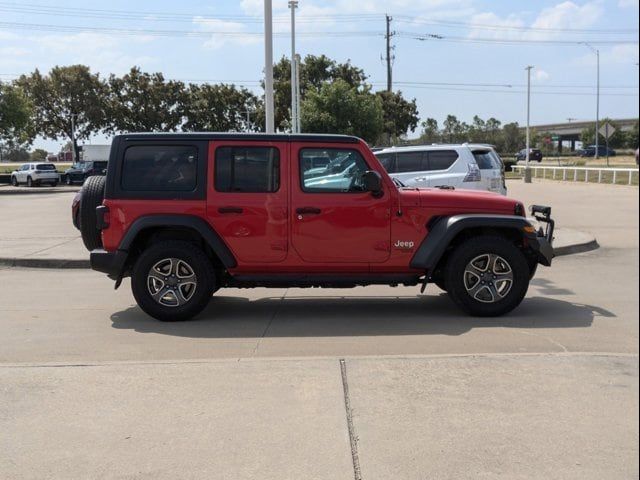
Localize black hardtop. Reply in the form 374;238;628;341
116;132;361;144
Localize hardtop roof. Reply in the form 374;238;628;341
116;132;361;144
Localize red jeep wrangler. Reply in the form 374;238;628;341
76;133;554;321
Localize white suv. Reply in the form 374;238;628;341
374;144;506;195
10;162;60;187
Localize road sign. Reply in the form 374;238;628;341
551;135;560;141
599;122;616;139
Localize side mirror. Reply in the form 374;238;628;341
362;170;383;197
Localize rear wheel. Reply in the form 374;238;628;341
445;236;530;317
131;241;216;322
79;175;106;251
27;176;33;187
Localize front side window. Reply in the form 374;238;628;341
215;146;279;193
300;148;370;193
121;145;197;191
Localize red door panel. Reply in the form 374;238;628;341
290;143;391;263
206;141;288;264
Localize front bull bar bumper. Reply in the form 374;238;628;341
527;204;555;266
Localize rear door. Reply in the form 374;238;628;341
206;141;288;264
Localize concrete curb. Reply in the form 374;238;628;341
0;234;600;270
0;188;80;195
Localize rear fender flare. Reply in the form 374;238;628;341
119;215;237;269
410;214;532;270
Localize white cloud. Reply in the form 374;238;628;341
610;43;640;64
193;17;262;49
531;1;602;32
618;0;639;7
534;69;550;82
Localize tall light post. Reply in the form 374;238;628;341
524;65;534;184
289;0;299;133
582;42;600;159
295;53;302;133
264;0;275;133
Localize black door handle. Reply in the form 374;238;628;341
218;207;243;214
296;207;321;215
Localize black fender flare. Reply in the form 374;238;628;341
119;214;237;269
410;214;538;270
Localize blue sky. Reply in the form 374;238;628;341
0;0;638;152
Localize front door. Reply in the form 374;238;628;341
206;141;288;264
291;145;391;263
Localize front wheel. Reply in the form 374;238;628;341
444;236;530;317
11;176;18;186
131;241;216;322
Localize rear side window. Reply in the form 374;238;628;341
395;152;426;172
121;145;197;191
215;146;280;193
36;164;56;171
427;151;458;171
375;153;395;173
473;150;500;169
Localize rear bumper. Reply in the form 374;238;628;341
90;249;128;280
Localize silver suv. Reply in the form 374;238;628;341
10;163;60;187
375;144;506;195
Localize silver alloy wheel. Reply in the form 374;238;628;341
146;258;197;307
463;253;514;304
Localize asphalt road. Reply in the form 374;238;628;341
1;180;638;479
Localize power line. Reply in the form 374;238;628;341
398;31;639;45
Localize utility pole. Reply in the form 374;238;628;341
289;0;299;133
264;0;275;133
524;66;534;184
385;15;394;92
582;43;600;159
295;53;302;133
70;113;77;164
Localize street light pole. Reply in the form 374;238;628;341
295;53;302;133
524;65;533;184
582;43;600;159
264;0;275;133
289;0;298;133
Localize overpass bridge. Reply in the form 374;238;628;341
532;118;637;152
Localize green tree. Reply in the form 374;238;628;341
419;118;440;143
3;146;29;162
271;55;369;131
301;80;383;143
106;67;186;133
375;90;419;144
625;120;638;148
442;115;468;143
0;82;34;147
501;122;524;153
30;148;49;161
16;65;108;159
580;119;626;148
182;83;260;132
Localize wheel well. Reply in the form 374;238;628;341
430;227;536;281
126;226;225;271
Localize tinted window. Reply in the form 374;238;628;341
215;146;279;193
36;164;56;171
473;150;500;169
300;148;369;193
122;145;197;191
93;161;108;169
427;151;458;171
375;153;395;173
395;152;426;172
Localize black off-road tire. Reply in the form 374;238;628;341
131;241;216;322
434;278;448;292
444;235;530;317
11;176;18;186
79;175;106;251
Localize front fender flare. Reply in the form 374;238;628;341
410;214;536;270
